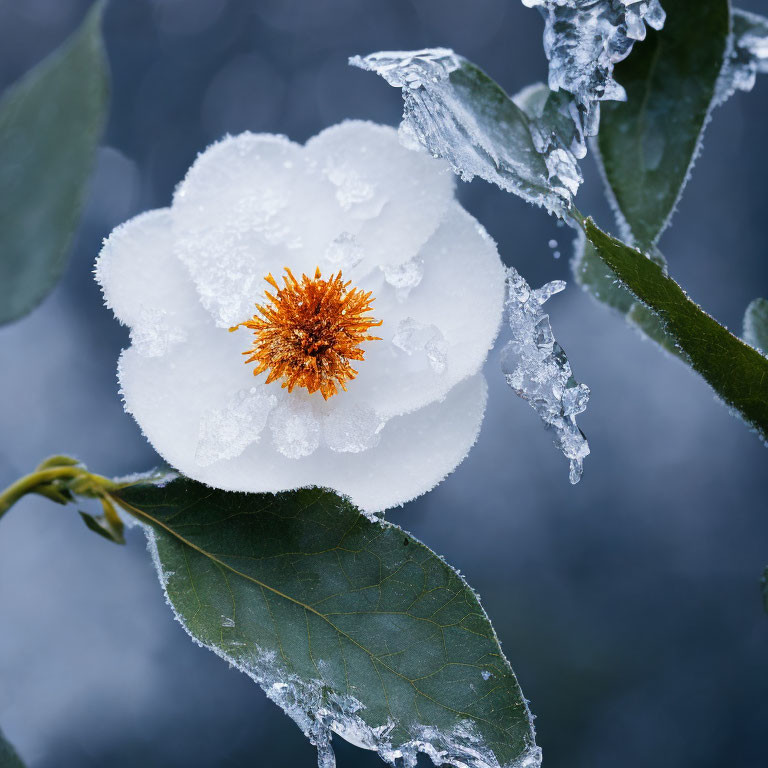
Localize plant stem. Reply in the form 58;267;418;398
0;466;116;521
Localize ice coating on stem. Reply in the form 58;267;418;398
501;267;590;483
714;8;768;106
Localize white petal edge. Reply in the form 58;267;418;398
95;208;207;357
119;331;488;513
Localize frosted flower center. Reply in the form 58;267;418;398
229;267;382;400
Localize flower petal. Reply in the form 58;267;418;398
119;325;487;513
339;201;505;420
305;120;455;272
95;209;206;357
171;133;338;328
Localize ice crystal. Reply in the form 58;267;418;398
501;267;590;483
714;8;768;106
523;0;665;106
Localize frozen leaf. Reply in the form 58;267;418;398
501;267;590;484
0;1;109;326
583;219;768;442
596;0;729;249
350;49;572;216
743;298;768;356
112;476;541;768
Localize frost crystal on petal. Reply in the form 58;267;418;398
714;8;768;106
270;399;321;459
323;231;364;270
196;388;277;467
323;404;384;453
129;307;187;358
501;267;590;484
380;257;424;300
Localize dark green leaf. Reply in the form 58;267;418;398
743;298;768;356
583;219;768;441
78;509;124;545
573;238;681;357
0;1;109;326
112;477;538;768
597;0;729;249
0;726;25;768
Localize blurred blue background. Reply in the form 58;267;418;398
1;0;767;766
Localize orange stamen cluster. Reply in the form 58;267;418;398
230;267;382;399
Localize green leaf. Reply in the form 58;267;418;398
573;238;681;358
0;1;109;326
0;726;25;768
112;476;539;768
583;219;768;441
743;298;768;356
597;0;729;249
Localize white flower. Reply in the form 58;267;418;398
96;121;504;513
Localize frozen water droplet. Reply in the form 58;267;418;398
324;232;364;270
548;239;558;249
380;257;424;300
392;317;448;374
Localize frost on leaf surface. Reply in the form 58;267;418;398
114;478;541;768
350;49;573;216
501;267;590;484
714;8;768;105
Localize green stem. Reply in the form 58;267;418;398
0;465;117;520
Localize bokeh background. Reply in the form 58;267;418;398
1;0;767;766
